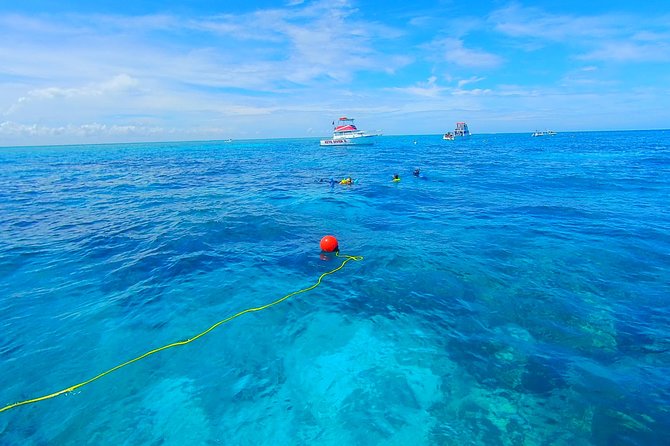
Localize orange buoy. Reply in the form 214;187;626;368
320;235;339;252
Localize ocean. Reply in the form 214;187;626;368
1;131;668;445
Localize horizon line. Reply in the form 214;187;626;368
1;128;668;149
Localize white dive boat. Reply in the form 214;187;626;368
454;122;470;137
320;117;379;146
532;130;557;137
444;122;470;139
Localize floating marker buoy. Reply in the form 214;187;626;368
320;235;339;252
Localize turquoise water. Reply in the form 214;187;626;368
1;132;669;445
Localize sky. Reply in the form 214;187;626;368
1;0;669;145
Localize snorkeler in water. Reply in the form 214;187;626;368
412;168;428;180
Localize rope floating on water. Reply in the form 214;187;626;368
0;252;363;414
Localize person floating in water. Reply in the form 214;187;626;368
339;177;353;185
413;168;428;180
392;173;400;182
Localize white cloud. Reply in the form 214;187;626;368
4;74;139;116
452;88;492;96
427;38;503;68
1;1;405;93
390;76;445;97
458;76;485;88
30;73;137;99
388;76;492;99
0;120;166;137
488;4;621;42
634;30;670;42
488;4;670;63
580;40;670;63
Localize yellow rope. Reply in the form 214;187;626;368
0;252;363;414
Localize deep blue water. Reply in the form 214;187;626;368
1;131;669;445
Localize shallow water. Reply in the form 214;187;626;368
1;132;669;445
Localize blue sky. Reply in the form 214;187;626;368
1;0;669;145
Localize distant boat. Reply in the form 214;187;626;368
546;130;557;136
320;117;380;146
454;122;471;137
444;122;470;140
532;131;545;137
532;130;557;137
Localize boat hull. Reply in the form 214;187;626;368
320;136;375;146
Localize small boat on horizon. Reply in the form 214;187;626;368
320;117;380;146
443;122;470;140
454;122;471;137
532;130;557;137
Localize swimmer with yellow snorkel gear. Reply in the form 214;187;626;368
322;177;356;187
